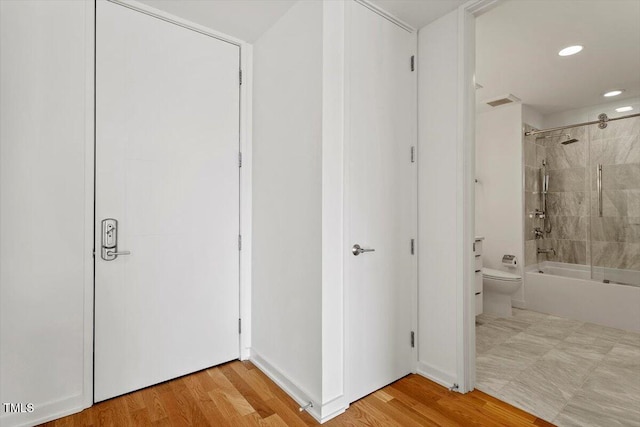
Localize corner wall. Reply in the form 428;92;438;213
0;1;93;426
476;103;525;303
251;0;323;412
417;10;460;387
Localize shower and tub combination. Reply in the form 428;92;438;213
523;111;640;332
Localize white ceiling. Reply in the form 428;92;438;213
369;0;467;29
137;0;297;42
476;0;640;116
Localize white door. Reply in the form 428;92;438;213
95;1;240;402
345;2;417;403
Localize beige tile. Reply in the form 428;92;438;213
546;141;587;170
487;316;533;333
590;135;640;166
593;163;640;191
546;191;588;217
525;165;542;192
580;363;640;411
590;116;640;142
553;239;587;265
554;390;640;427
549;216;587;240
591;216;640;243
592;241;640;270
601;343;640;371
475;324;514;354
619;331;640;348
496;374;567;422
476;349;535;394
548;167;586;192
575;322;627;340
527;316;583;340
476;309;639;425
524;141;537;167
557;332;617;362
536;143;546;168
512;308;549;322
502;332;560;357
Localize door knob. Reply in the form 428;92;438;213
352;244;375;256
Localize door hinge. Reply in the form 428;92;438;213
238;234;242;250
411;238;415;255
410;331;415;348
410;146;416;163
239;318;242;334
239;152;242;168
473;242;476;252
410;55;415;72
239;69;243;86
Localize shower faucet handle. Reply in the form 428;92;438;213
529;210;545;219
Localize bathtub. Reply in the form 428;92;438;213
525;262;640;333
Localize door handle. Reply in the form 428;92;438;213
352;244;375;256
101;218;131;260
105;250;131;257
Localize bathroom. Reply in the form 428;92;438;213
473;0;640;426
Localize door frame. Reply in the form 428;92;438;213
83;0;253;409
456;0;503;393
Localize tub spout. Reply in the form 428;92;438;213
537;248;556;256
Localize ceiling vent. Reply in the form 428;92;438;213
485;94;521;107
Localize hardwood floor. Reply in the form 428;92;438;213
41;360;554;426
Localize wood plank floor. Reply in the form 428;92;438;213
41;360;555;426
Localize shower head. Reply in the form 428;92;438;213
536;133;579;145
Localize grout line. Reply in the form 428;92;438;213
552;333;622;423
476;309;636;424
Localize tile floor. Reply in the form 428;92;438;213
476;308;640;427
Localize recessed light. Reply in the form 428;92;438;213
604;90;624;97
558;45;583;56
615;106;633;113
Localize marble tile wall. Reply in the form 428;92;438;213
524;117;639;270
541;125;589;266
523;123;545;266
589;116;640;271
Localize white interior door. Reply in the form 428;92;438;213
345;2;417;403
95;1;240;402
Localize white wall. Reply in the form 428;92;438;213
417;10;460;388
251;0;323;412
522;104;544;130
544;96;640;128
320;0;347;420
0;1;93;426
475;103;525;302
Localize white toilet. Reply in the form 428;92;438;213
482;268;522;317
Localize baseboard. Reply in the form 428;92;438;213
318;394;347;423
416;361;457;390
512;299;526;309
240;347;251;361
250;350;323;423
0;393;86;427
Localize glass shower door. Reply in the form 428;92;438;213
589;108;640;286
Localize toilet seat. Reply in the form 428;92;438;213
482;267;521;282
